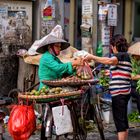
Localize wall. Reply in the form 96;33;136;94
33;0;64;40
124;0;132;42
113;0;124;35
69;0;75;46
133;0;140;41
81;0;93;53
0;0;32;44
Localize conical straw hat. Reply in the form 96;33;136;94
28;25;70;55
36;35;70;53
128;42;140;56
36;25;70;53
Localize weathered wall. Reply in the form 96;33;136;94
124;0;132;42
0;54;18;96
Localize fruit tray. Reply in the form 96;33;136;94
18;90;84;103
42;79;98;86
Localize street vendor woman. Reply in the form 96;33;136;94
36;28;82;90
84;34;132;140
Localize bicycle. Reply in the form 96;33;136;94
39;85;105;140
8;63;106;140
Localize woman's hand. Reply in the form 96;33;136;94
72;57;83;67
131;74;140;80
84;54;118;65
84;54;94;61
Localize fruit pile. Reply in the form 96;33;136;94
25;86;78;96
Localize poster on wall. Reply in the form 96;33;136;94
41;20;55;37
40;0;59;37
107;4;117;26
81;0;93;51
101;24;110;45
0;1;32;45
82;0;92;15
0;6;8;39
82;4;92;15
98;4;108;21
43;0;55;21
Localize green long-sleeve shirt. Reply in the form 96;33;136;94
38;51;74;89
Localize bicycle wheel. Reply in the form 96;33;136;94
68;103;87;140
91;103;105;140
8;88;21;104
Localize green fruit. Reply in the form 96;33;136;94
45;89;49;93
32;89;36;93
30;90;36;95
41;92;46;95
35;91;40;96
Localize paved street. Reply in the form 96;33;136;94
3;101;140;140
3;122;140;140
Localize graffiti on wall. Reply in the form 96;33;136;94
0;1;32;45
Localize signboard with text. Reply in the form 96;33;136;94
108;4;117;26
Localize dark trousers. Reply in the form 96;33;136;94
112;94;130;132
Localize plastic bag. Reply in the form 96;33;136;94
76;61;93;80
96;41;103;57
8;104;36;140
52;105;73;135
73;50;89;58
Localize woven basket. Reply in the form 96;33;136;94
42;79;98;86
18;90;83;102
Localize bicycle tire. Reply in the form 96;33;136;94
41;120;48;140
8;88;21;104
0;135;3;140
93;104;105;140
68;104;87;140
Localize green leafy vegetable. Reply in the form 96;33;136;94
131;58;140;76
131;57;140;93
128;111;140;122
98;70;109;88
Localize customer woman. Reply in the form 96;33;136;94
84;34;132;140
36;34;81;90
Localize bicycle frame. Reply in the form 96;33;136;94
39;86;106;140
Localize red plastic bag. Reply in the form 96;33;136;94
8;103;36;140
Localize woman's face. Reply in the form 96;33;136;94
111;45;118;54
53;43;61;55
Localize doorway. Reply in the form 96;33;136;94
133;0;140;41
63;0;82;49
74;0;82;50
